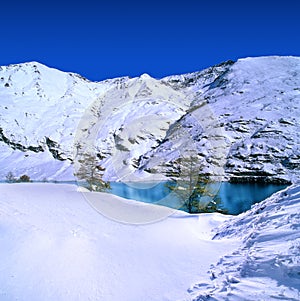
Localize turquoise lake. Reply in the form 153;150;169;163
109;181;288;215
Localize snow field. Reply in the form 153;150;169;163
1;183;299;300
0;183;236;301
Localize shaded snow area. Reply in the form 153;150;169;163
0;183;236;301
1;184;299;300
189;184;300;301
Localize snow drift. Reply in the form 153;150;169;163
0;183;299;300
189;184;300;300
0;183;235;301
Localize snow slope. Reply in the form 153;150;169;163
0;183;299;300
0;183;236;301
188;184;300;300
0;57;299;183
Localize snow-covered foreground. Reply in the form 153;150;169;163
0;183;235;301
0;183;299;301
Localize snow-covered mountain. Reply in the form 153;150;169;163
0;57;299;183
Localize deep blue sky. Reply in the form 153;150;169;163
1;0;299;81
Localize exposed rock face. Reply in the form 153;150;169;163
0;57;299;182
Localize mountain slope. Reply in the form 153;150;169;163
0;62;115;179
0;57;299;183
141;56;300;184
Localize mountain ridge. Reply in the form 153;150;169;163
0;56;299;183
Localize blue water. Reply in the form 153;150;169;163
109;181;288;215
217;182;288;214
1;179;287;215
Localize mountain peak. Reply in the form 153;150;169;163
139;73;152;80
